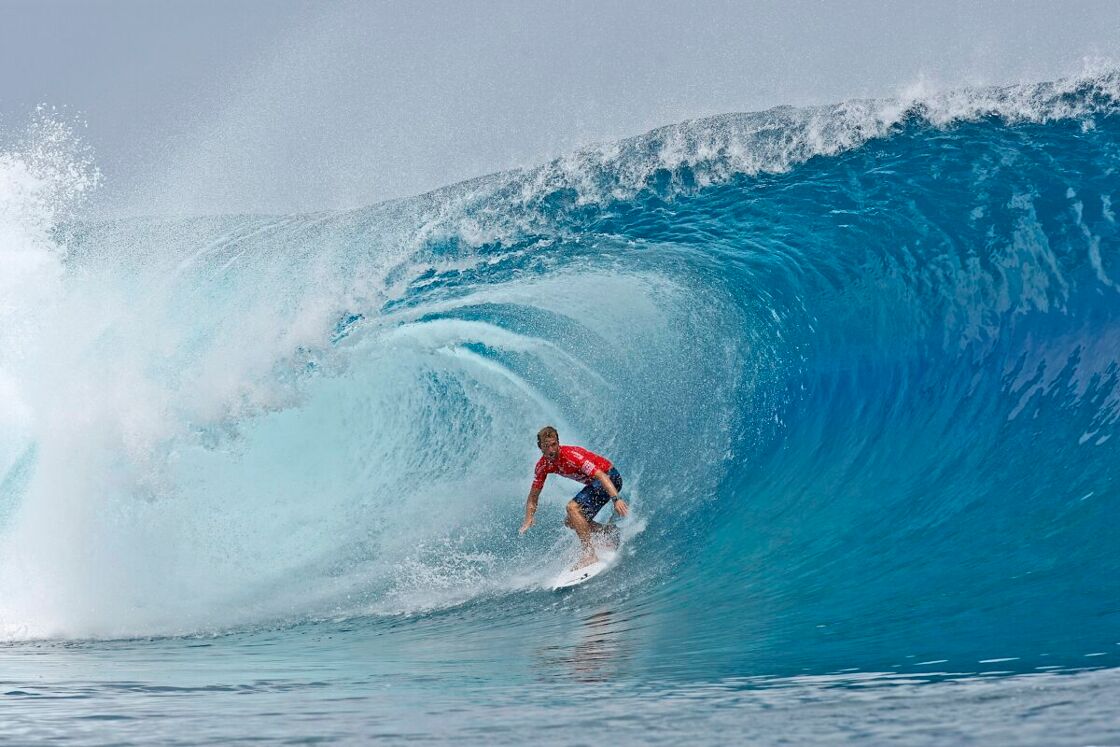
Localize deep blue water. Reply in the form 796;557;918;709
1;73;1118;743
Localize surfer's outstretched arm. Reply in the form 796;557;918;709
520;487;542;533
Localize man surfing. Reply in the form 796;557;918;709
519;426;629;568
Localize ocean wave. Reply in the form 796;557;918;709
0;72;1116;677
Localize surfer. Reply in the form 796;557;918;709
519;426;629;568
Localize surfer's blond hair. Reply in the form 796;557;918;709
537;426;559;446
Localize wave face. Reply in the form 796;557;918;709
1;73;1118;677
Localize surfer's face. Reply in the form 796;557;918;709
539;437;560;460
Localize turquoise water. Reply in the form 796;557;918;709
1;73;1119;743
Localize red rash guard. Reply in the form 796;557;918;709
532;445;613;491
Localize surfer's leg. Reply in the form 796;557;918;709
569;482;616;565
565;500;597;566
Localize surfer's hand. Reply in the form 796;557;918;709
519;517;534;534
613;498;629;517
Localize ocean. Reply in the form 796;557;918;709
1;72;1118;744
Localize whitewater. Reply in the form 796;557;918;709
1;72;1119;744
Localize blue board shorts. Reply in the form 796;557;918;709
572;467;623;520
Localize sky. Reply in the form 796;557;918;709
2;0;1119;217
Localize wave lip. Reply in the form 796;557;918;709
502;68;1120;205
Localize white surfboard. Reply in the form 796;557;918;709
551;548;618;589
